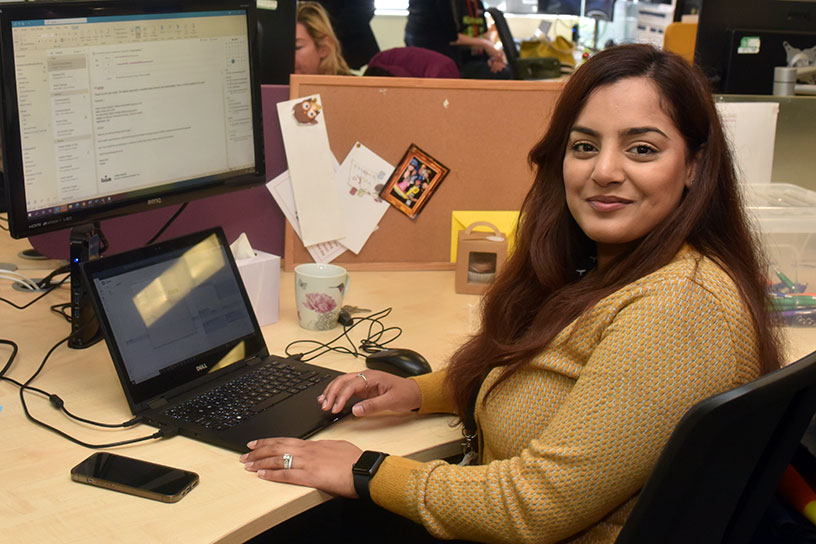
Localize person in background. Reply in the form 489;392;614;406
294;2;352;76
241;44;782;543
314;0;380;70
404;0;510;79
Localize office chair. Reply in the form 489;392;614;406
615;349;816;544
663;21;698;64
486;8;563;80
486;8;521;79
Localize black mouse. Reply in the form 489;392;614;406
365;348;432;377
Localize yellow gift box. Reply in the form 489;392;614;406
450;210;520;262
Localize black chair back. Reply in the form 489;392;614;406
616;350;816;544
486;8;519;79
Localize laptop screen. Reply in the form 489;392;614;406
83;228;268;409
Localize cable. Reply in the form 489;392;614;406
0;271;39;290
4;334;166;448
0;338;19;379
0;267;69;310
1;339;138;428
36;263;70;289
145;202;188;245
284;308;403;362
50;302;72;323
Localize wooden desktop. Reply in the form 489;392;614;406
3;227;816;543
0;232;470;543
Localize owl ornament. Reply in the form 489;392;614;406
293;97;322;125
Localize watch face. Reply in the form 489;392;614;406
354;451;384;474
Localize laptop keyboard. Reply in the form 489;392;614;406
163;360;332;431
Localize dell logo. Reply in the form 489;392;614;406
195;364;208;372
147;197;162;205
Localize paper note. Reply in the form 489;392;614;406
335;142;393;254
277;94;346;246
716;102;780;184
267;170;346;263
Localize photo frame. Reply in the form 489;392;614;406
380;144;449;220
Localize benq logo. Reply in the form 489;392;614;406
195;364;208;372
147;198;162;205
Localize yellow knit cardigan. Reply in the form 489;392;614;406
370;247;761;543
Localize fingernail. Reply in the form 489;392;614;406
317;394;324;402
257;470;267;478
247;440;257;448
244;462;254;469
239;453;248;461
352;404;363;416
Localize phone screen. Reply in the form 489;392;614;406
71;452;199;502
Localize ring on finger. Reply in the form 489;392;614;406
282;452;293;470
357;372;368;384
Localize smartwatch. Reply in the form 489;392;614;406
352;450;389;501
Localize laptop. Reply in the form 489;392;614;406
80;226;352;453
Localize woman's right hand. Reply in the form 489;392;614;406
318;370;422;417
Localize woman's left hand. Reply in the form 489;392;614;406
240;438;363;498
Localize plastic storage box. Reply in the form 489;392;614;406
744;183;816;291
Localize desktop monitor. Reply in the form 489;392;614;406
0;0;266;346
694;0;816;94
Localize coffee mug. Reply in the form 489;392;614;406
294;263;349;330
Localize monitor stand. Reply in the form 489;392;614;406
69;223;105;349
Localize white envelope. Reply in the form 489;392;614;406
335;142;393;254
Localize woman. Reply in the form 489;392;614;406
241;45;782;543
294;2;352;76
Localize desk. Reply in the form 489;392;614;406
4;233;816;543
0;233;470;543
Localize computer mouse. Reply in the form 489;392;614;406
365;348;432;378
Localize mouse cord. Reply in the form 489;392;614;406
285;307;403;363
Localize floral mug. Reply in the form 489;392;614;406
294;263;349;330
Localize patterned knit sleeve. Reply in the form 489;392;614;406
409;369;457;415
370;273;759;543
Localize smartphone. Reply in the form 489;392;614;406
70;452;199;503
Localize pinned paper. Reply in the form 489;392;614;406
267;170;347;263
277;94;346;246
451;211;520;262
336;142;393;254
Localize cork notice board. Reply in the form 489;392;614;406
284;75;565;271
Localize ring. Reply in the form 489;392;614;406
357;372;368;383
282;452;293;470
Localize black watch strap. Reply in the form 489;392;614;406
352;450;388;501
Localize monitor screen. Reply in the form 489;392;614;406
695;0;816;94
0;0;266;239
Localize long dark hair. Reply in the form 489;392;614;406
445;44;782;420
